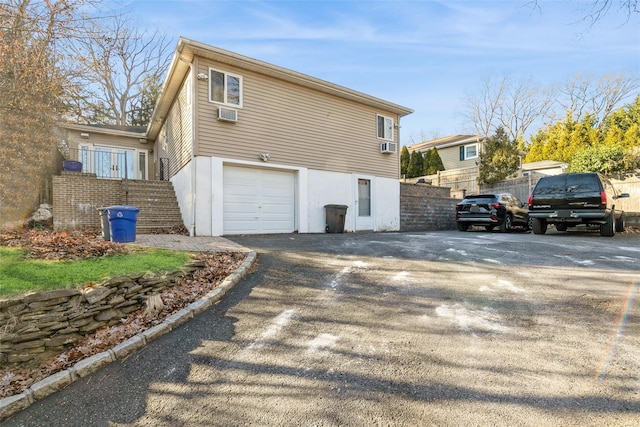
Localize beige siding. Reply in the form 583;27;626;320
192;59;400;179
159;73;193;177
437;146;478;170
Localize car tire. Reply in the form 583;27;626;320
615;212;626;233
600;211;615;237
457;223;469;232
555;224;568;232
532;218;547;235
499;215;512;233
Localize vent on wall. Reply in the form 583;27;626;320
380;142;397;154
217;107;238;122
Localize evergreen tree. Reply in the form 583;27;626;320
425;148;444;174
400;146;411;178
478;127;520;185
407;151;424;178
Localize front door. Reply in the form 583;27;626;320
355;177;374;231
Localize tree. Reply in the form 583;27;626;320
423;148;445;175
478;128;520;185
525;1;639;28
557;73;640;125
524;112;600;164
0;0;82;225
407;150;424;178
67;15;171;126
400;146;411;178
463;74;552;143
569;145;626;173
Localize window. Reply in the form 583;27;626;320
209;68;242;107
459;143;478;160
377;115;394;140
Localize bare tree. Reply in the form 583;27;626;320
68;14;171;126
525;0;639;28
0;0;88;225
557;73;640;123
463;74;551;143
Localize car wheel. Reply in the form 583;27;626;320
499;215;512;233
615;212;626;233
532;218;547;234
555;224;567;232
456;223;469;232
600;211;615;237
526;217;533;231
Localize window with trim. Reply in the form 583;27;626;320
459;143;478;160
377;115;394;140
209;68;242;107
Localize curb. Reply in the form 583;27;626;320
0;251;257;422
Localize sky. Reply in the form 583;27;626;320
120;0;639;146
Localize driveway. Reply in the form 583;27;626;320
5;230;640;426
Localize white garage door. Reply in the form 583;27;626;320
223;166;295;235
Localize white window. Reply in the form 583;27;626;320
377;115;394;141
209;68;242;107
460;143;478;160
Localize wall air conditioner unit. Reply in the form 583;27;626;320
217;107;238;122
380;142;397;154
522;171;531;177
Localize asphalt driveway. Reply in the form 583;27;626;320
5;230;640;426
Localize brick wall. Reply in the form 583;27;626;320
52;172;122;229
400;182;459;231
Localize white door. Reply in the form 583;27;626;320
355;177;374;231
223;166;295;235
79;144;148;180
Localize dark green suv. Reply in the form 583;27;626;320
527;173;630;237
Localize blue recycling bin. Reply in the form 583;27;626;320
106;205;139;243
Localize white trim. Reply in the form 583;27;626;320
376;114;394;141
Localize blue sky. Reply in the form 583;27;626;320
121;0;639;145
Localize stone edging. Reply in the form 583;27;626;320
0;251;257;422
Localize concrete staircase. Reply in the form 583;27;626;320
122;180;185;233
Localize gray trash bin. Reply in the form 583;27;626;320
97;207;110;241
325;204;348;233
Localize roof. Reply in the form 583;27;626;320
521;160;569;171
147;37;414;140
58;122;147;138
407;134;485;152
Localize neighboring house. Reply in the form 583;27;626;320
521;160;568;177
58;123;155;180
407;135;486;171
146;38;413;236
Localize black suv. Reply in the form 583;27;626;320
527;172;630;237
455;193;530;232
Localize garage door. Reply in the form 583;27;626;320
223;166;295;235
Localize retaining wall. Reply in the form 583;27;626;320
0;263;203;366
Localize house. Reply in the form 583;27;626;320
146;38;413;236
521;160;568;177
407;134;486;171
57;123;154;180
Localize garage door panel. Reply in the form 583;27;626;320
223;166;295;235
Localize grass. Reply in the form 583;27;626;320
0;247;192;297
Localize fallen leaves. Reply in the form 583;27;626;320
0;229;247;400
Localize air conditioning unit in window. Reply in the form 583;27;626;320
217;107;238;122
380;142;397;154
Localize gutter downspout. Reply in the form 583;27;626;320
179;55;197;236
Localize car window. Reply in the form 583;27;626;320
567;174;600;194
534;175;566;195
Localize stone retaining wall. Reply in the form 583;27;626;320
0;262;203;366
400;182;459;231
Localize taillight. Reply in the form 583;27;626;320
455;204;462;211
601;191;607;205
491;202;501;209
528;194;533;206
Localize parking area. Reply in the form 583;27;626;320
6;230;640;426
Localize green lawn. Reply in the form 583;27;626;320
0;247;192;297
